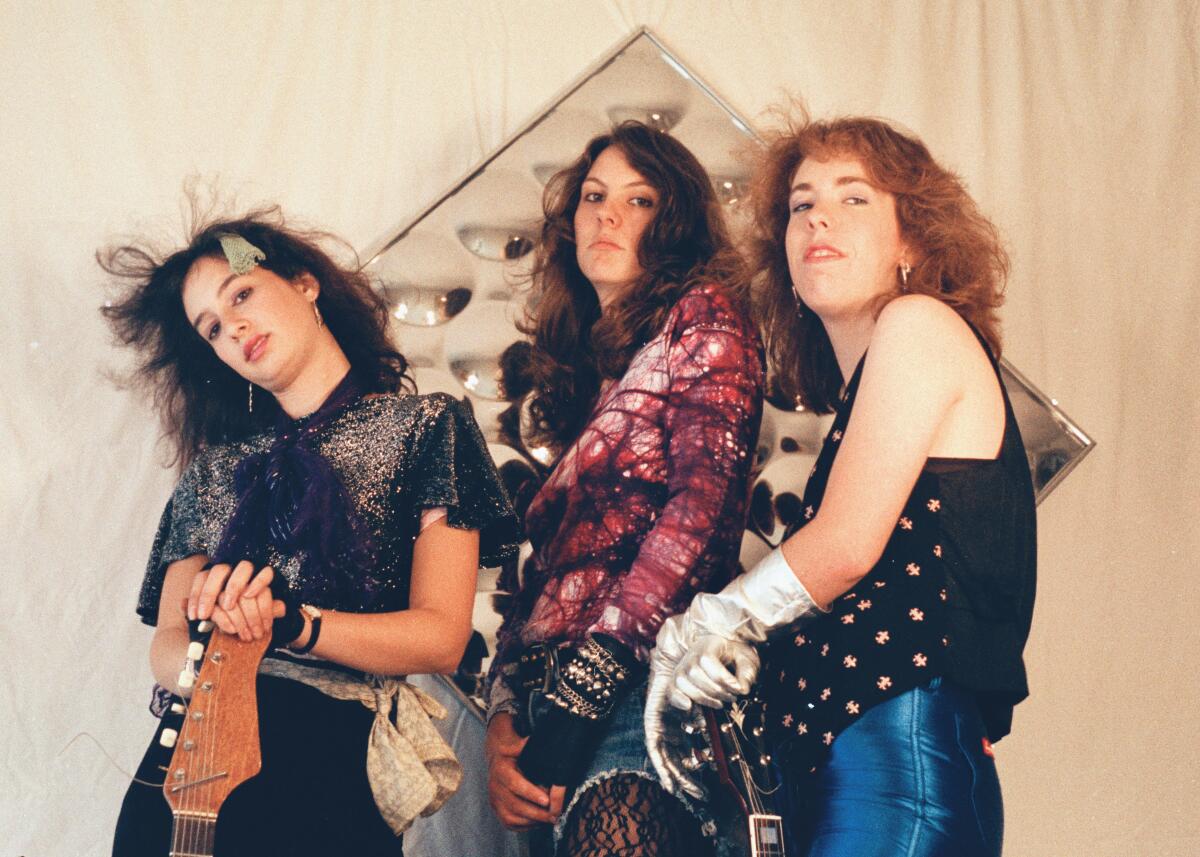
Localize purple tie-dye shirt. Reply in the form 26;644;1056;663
488;284;764;712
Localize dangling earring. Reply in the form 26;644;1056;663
313;301;324;328
900;262;912;290
248;382;254;414
791;285;805;318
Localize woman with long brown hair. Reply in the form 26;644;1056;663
646;114;1036;857
483;121;764;855
105;209;519;856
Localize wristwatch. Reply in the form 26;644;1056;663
290;604;323;654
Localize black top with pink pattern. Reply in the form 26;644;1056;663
487;284;764;711
762;332;1036;776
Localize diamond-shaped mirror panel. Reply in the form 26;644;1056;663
363;29;1094;713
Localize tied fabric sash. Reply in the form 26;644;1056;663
211;371;377;602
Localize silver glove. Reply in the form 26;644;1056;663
667;546;823;712
644;615;707;799
645;547;825;796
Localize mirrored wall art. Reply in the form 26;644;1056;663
363;28;1095;713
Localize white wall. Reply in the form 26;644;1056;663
2;2;1197;854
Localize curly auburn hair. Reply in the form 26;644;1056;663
522;121;745;451
750;112;1010;414
100;205;414;467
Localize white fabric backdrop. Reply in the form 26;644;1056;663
2;2;1197;855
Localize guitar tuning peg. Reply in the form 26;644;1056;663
159;728;178;749
186;641;205;661
169;702;185;715
177;669;195;691
197;620;214;633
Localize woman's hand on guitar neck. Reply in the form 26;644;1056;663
669;634;760;711
187;560;285;643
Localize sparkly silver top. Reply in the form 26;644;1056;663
137;392;520;623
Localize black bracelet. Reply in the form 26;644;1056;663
545;633;642;721
290;605;322;655
516;634;645;787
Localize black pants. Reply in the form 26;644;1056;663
113;675;400;857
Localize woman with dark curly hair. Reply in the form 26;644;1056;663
483;121;764;856
105;208;520;856
646;114;1036;857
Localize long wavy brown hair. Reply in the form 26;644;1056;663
751;112;1009;413
523;121;744;451
100;204;414;467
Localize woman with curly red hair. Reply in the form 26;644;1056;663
646;114;1036;857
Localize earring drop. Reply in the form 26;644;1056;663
248;382;254;414
791;286;805;318
313;301;324;328
900;263;912;289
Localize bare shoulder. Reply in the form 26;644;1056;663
871;294;979;364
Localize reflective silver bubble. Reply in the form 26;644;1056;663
532;162;568;185
449;356;505;400
377;281;473;327
605;106;682;132
712;175;748;207
456;225;536;261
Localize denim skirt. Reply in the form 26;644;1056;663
522;680;740;855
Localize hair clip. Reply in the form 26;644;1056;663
217;233;266;275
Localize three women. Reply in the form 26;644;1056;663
108;110;1036;857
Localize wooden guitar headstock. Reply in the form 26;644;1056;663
159;628;269;854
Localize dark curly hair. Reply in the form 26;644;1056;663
751;112;1010;413
522;121;745;451
100;205;414;466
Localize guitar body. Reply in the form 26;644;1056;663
159;629;270;857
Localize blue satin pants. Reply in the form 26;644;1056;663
789;678;1003;857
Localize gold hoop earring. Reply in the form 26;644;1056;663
313;301;324;328
900;262;911;290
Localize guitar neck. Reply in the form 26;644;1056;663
749;812;786;857
169;811;217;857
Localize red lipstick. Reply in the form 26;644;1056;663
804;243;845;262
243;334;269;362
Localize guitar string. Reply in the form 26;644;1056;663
174;677;197;855
183;631;209;857
739;709;784;797
729;709;785;856
55;731;169;789
185;634;210;857
185;639;203;857
198;638;226;855
729;727;767;816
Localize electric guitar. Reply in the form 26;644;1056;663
689;695;787;857
155;622;270;857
